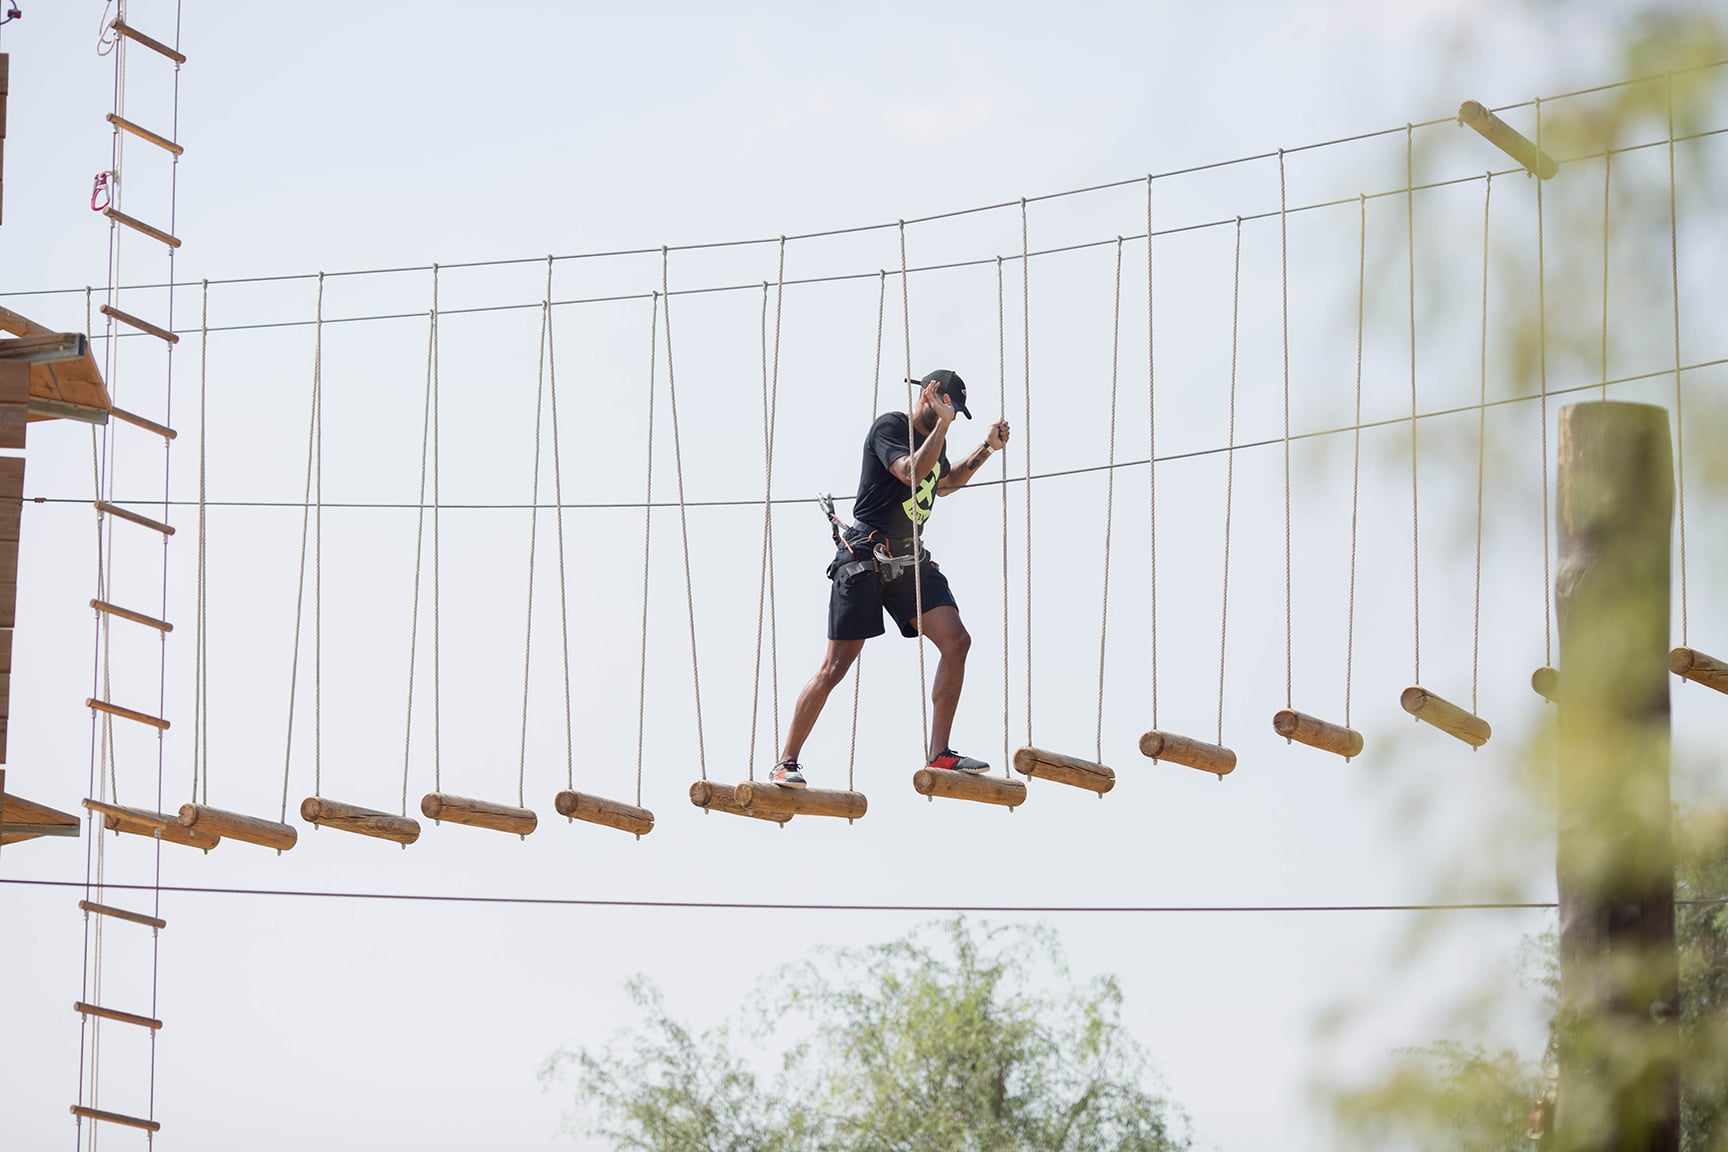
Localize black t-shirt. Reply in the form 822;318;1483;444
847;412;948;551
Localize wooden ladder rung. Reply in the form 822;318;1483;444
101;208;182;251
110;405;178;440
95;500;176;536
78;899;166;930
91;599;173;633
105;113;183;156
85;799;220;850
100;303;180;344
109;19;186;63
71;1105;161;1133
74;1001;162;1030
86;697;171;730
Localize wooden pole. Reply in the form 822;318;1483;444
1668;646;1728;695
553;790;655;836
300;796;420;844
1553;401;1679;1152
1138;730;1236;777
419;792;537;836
1011;746;1115;794
687;780;792;824
1398;686;1491;748
731;780;868;820
177;803;297;851
910;768;1026;808
1270;710;1363;759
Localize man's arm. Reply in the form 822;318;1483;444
936;419;1012;495
887;384;956;486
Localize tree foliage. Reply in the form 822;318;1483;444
542;919;1190;1152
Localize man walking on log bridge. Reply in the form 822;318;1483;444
771;369;1012;788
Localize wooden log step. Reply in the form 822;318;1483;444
1138;730;1237;777
1457;100;1559;180
78;899;165;930
732;780;867;820
911;767;1027;808
110;405;177;440
86;696;170;730
178;803;297;851
71;1105;160;1133
102;208;182;250
1271;710;1364;759
300;796;420;844
91;598;172;633
1399;686;1491;748
74;1001;162;1030
1011;746;1115;794
85;799;219;850
553;789;654;836
420;792;537;836
687;780;792;824
1532;666;1560;704
1670;647;1728;695
110;19;186;63
99;303;179;344
95;500;175;536
105;112;183;156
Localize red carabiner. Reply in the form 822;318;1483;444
90;172;112;212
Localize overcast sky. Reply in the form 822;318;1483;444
2;3;1724;1150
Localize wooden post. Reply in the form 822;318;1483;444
1011;746;1115;794
553;790;655;836
732;780;868;820
1553;401;1679;1152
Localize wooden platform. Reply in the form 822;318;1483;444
0;308;113;422
0;769;80;845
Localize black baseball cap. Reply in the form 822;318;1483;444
913;368;973;419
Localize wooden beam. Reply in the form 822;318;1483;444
105;113;183;156
1669;646;1728;695
1553;401;1679;1151
91;599;172;633
553;789;654;836
1532;665;1560;704
95;500;175;536
1012;746;1116;794
420;792;537;836
110;19;187;64
1138;730;1237;777
1270;709;1363;759
78;900;165;930
99;303;179;344
300;795;420;844
0;456;23;542
74;1001;162;1030
101;208;181;251
86;697;170;730
911;768;1027;808
0;360;26;450
1458;100;1559;180
178;803;297;851
71;1105;160;1134
110;405;176;440
732;780;868;819
687;780;792;824
85;799;219;850
25;396;108;425
1399;686;1491;748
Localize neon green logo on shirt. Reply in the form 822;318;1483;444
903;461;942;526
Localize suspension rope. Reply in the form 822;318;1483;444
314;273;325;803
847;272;889;793
998;255;1010;778
516;266;552;810
1600;149;1612;402
1473;174;1493;715
633;295;659;807
1218;219;1242;746
1096;239;1123;763
747;238;788;778
1021;200;1033;749
1279;150;1293;711
899;221;930;757
1346;195;1365;730
1146;177;1158;732
432;267;443;797
283;276;323;801
1667;73;1689;644
192;281;209;805
1535;99;1552;667
399;274;438;816
542;259;576;798
1407;126;1422;686
662;250;708;781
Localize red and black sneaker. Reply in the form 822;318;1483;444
927;748;989;774
770;761;808;789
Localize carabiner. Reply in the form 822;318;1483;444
90;172;112;212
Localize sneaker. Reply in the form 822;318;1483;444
770;761;807;789
927;748;989;774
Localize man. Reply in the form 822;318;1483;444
772;369;1011;788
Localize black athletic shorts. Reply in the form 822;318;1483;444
827;549;959;641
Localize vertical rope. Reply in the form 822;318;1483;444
431;267;443;796
848;273;888;793
313;273;324;805
516;271;551;810
192;281;209;804
400;275;438;816
1146;176;1159;732
1601;149;1612;402
1096;239;1123;764
1407;126;1422;686
634;295;659;806
998;256;1010;778
748;282;772;778
1218;219;1242;746
1020;200;1033;748
1473;175;1493;715
1346;195;1365;730
1279;150;1293;711
1535;100;1553;666
898;222;930;756
767;242;786;749
1667;74;1689;644
661;251;708;780
283;277;322;803
542;260;576;797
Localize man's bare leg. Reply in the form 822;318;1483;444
916;605;971;760
779;638;866;765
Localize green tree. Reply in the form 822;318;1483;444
542;919;1190;1152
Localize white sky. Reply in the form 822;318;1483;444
2;2;1724;1150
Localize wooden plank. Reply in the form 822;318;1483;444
1270;709;1364;759
78;900;166;930
420;792;537;836
732;780;867;819
105;113;183;156
85;799;219;850
0;771;82;844
1011;746;1116;793
99;304;179;344
1458;99;1559;180
0;360;26;450
178;803;297;851
1670;646;1728;695
553;789;654;836
110;20;186;64
101;208;182;251
86;697;170;730
0;537;16;628
95;500;175;536
0;455;23;541
300;796;420;844
912;767;1027;808
90;599;172;633
687;780;792;825
74;1001;162;1030
71;1105;161;1134
1399;686;1491;748
110;405;176;440
1139;730;1237;777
